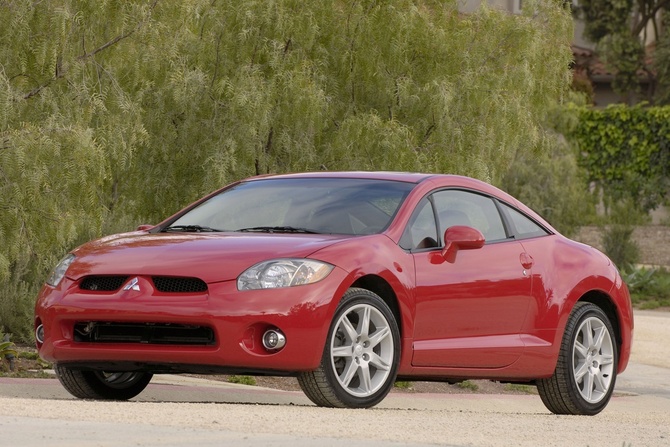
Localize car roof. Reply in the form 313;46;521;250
246;171;444;184
244;172;506;198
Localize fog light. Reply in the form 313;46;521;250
262;329;286;350
35;324;45;344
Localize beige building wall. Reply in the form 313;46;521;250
457;0;521;15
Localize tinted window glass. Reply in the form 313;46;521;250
432;190;507;242
170;178;414;235
400;198;438;250
502;204;549;239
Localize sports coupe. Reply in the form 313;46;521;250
35;172;633;415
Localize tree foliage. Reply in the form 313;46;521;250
501;134;596;238
0;0;573;339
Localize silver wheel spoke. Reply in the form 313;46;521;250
584;320;594;347
368;326;391;349
593;327;606;350
369;352;391;371
359;364;372;393
332;345;353;358
340;316;358;342
600;354;614;366
574;340;589;359
583;371;595;401
340;360;359;387
359;306;371;338
574;361;589;383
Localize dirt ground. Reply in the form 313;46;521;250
251;375;534;395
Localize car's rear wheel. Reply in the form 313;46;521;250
55;365;152;400
537;302;618;415
298;288;400;408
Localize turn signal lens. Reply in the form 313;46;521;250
46;254;75;287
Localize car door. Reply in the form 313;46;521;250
405;190;534;368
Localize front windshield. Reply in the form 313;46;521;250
167;178;415;235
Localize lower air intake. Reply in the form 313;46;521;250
73;322;215;345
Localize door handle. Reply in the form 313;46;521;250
519;253;534;270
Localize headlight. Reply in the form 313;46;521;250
237;259;334;290
46;254;76;287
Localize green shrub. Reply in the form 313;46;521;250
624;266;670;309
602;225;640;270
0;338;17;359
0;334;17;372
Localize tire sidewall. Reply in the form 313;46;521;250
55;365;153;400
321;288;400;408
88;371;154;400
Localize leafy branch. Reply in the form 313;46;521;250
22;0;159;100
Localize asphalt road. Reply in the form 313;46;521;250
1;310;669;447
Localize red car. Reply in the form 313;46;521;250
35;172;633;415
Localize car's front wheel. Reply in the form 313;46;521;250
298;288;400;408
537;302;618;415
55;365;152;400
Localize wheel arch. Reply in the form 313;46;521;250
350;274;403;338
578;290;624;367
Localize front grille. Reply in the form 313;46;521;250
79;276;207;293
152;276;208;293
80;276;129;292
73;322;215;345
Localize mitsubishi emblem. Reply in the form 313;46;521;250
122;277;141;292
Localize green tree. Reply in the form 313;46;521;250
574;0;668;102
0;0;573;339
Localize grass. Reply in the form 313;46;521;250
503;383;537;394
456;380;478;391
0;369;52;378
394;381;412;389
227;375;257;386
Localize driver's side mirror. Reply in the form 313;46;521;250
136;224;154;231
441;225;485;263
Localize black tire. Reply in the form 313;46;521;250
298;288;400;408
537;302;618;415
55;364;153;400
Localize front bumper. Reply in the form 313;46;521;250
34;268;349;373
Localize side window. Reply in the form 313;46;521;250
432;190;507;243
502;204;549;239
399;198;438;250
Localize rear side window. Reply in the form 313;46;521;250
502;204;549;240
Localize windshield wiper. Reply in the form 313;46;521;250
162;225;221;233
236;226;322;234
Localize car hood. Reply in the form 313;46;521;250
66;231;350;283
